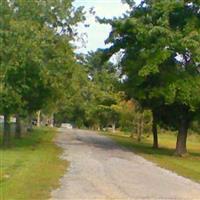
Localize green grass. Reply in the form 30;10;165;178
104;131;200;183
0;127;68;200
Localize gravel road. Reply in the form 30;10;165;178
51;128;200;200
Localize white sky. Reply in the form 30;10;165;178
73;0;141;53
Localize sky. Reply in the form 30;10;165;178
73;0;141;53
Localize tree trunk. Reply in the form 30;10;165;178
50;113;54;127
112;122;115;133
15;114;21;139
36;110;41;127
130;132;134;138
135;115;140;140
130;120;135;138
152;112;158;149
27;113;33;132
175;118;188;156
3;114;10;146
138;113;144;142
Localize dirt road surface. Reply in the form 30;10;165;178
51;128;200;200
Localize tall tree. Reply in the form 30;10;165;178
102;0;200;155
0;0;85;140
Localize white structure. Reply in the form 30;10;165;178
0;115;4;123
0;115;16;123
61;123;73;129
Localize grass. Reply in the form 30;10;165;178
104;131;200;183
0;127;68;200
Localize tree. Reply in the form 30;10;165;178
82;50;121;130
0;89;21;146
0;0;85;142
117;100;136;133
116;99;152;140
102;0;200;155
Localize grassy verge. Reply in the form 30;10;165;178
0;127;68;200
104;131;200;183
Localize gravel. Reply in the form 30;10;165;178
51;128;200;200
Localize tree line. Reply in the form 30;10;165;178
0;0;84;145
100;0;200;155
1;0;199;157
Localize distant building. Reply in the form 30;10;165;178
0;115;16;123
0;115;4;123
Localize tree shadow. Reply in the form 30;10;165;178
106;134;200;158
189;151;200;158
56;131;175;157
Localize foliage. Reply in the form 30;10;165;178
102;0;200;154
0;0;84;138
116;100;150;132
55;49;121;129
